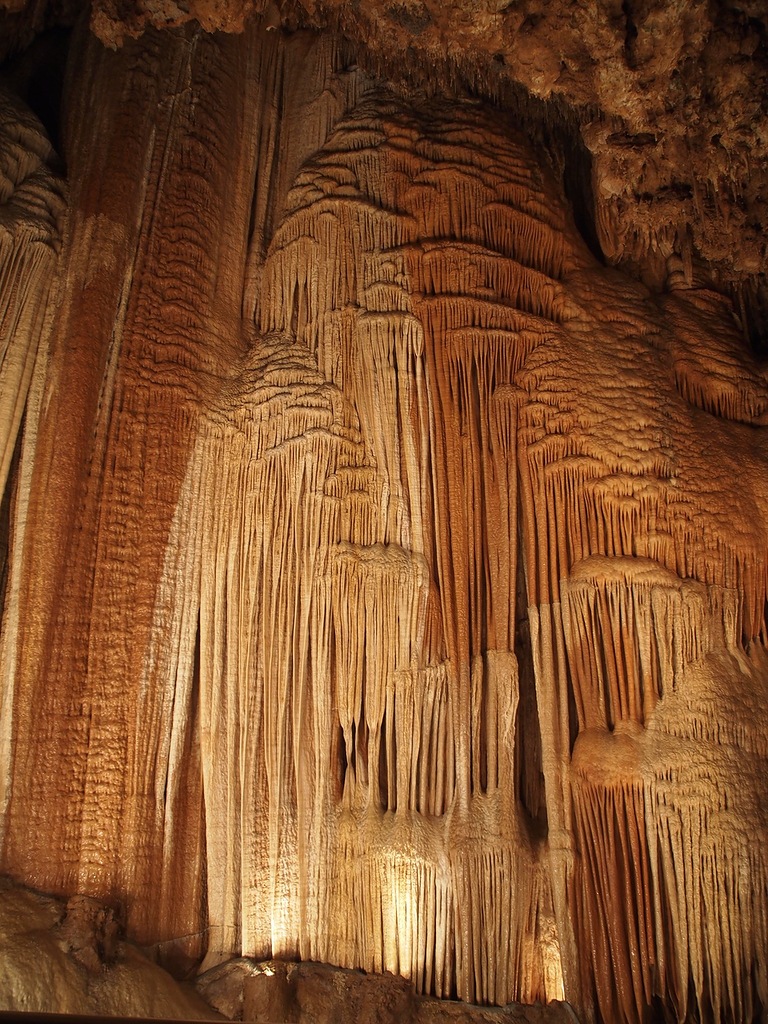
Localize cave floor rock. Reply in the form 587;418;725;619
0;878;220;1019
197;958;577;1024
0;877;574;1022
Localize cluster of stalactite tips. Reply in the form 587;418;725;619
0;18;767;1024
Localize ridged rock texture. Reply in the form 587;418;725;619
1;17;768;1024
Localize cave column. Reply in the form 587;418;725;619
0;20;262;954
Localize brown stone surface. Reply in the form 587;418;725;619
0;878;221;1017
0;11;766;1024
198;959;575;1024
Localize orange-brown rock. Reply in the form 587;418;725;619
0;12;767;1024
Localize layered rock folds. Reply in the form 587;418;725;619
0;23;767;1024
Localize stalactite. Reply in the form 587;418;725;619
0;88;64;525
152;89;567;1001
0;87;65;846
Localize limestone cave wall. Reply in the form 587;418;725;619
0;9;767;1024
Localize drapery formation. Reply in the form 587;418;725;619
1;21;767;1024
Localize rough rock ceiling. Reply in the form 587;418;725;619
1;5;768;1024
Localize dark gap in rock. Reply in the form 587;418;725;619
0;418;24;628
743;278;768;360
337;722;348;798
379;708;390;809
514;505;546;837
621;0;638;62
483;77;606;266
0;26;72;155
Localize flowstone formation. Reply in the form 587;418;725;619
0;18;767;1024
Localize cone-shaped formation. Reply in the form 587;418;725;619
1;22;767;1024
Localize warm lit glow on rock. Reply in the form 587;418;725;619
0;17;766;1024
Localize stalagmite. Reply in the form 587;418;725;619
0;15;767;1024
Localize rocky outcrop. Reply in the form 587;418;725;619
0;878;220;1017
197;959;575;1024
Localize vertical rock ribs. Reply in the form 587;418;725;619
1;22;768;1024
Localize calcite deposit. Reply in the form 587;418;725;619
0;7;766;1024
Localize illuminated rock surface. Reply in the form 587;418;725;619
0;878;220;1017
0;11;766;1024
196;958;575;1024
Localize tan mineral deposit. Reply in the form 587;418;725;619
0;3;766;1022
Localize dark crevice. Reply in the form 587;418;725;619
379;710;389;809
337;722;348;798
0;26;72;154
731;275;768;361
562;146;604;266
513;506;546;835
622;0;638;62
0;421;24;632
